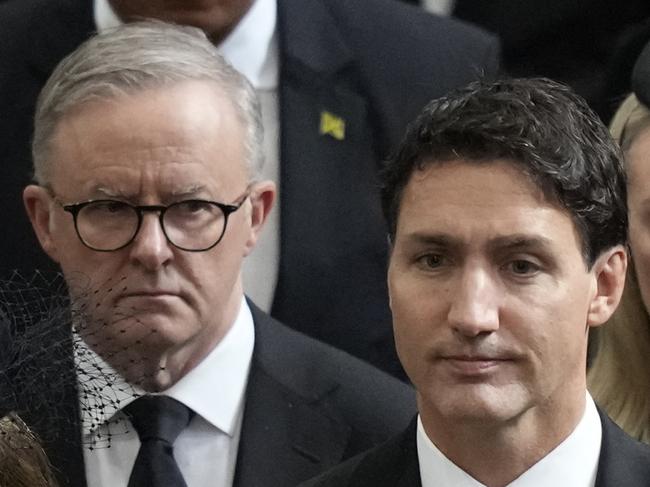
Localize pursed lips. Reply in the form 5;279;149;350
438;352;516;375
443;354;511;361
122;291;178;296
116;290;183;302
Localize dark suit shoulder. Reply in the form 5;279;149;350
596;409;650;486
0;0;93;61
0;0;44;33
306;409;650;487
322;0;498;61
0;0;42;73
0;0;96;280
299;419;419;487
0;0;95;141
298;454;366;487
249;301;416;443
280;0;499;89
323;0;499;86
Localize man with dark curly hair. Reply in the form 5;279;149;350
303;78;650;486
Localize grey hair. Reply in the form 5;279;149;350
32;21;263;184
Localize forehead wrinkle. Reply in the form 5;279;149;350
169;184;208;197
89;183;207;199
49;82;248;205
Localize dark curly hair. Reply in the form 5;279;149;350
382;77;627;268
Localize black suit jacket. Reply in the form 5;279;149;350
300;408;650;487
451;0;650;121
0;0;499;378
34;302;416;487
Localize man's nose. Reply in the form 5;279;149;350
447;266;500;337
128;213;174;270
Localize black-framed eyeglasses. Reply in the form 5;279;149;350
58;192;249;252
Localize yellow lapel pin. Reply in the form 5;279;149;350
319;110;346;140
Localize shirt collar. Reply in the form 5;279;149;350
93;0;278;89
93;0;121;31
417;393;602;487
218;0;278;89
77;296;255;438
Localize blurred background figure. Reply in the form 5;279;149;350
0;412;59;487
588;41;650;443
0;0;499;380
402;0;650;122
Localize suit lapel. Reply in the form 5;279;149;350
594;407;650;487
234;305;351;487
396;450;422;487
277;0;353;75
345;418;421;487
272;0;388;341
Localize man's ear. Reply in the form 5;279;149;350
243;180;276;257
587;245;628;328
23;184;61;263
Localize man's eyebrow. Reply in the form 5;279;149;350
399;232;553;252
486;235;554;253
169;184;207;198
88;185;209;200
400;232;461;248
92;186;130;199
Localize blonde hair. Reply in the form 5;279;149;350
588;93;650;442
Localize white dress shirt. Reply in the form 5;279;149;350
78;297;255;487
421;0;456;16
417;393;602;487
94;0;282;311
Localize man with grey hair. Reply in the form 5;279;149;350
0;0;499;380
23;21;415;487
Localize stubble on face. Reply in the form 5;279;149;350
45;82;252;391
69;273;198;391
388;160;595;450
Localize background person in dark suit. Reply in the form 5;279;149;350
0;0;500;379
21;22;415;487
401;0;650;123
302;77;650;486
450;0;650;122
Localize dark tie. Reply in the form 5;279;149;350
125;395;193;487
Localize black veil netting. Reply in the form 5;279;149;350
0;271;143;452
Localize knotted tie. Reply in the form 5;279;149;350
125;395;193;487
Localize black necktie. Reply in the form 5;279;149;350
125;395;193;487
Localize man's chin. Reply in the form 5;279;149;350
81;318;185;363
95;342;175;392
422;385;530;426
